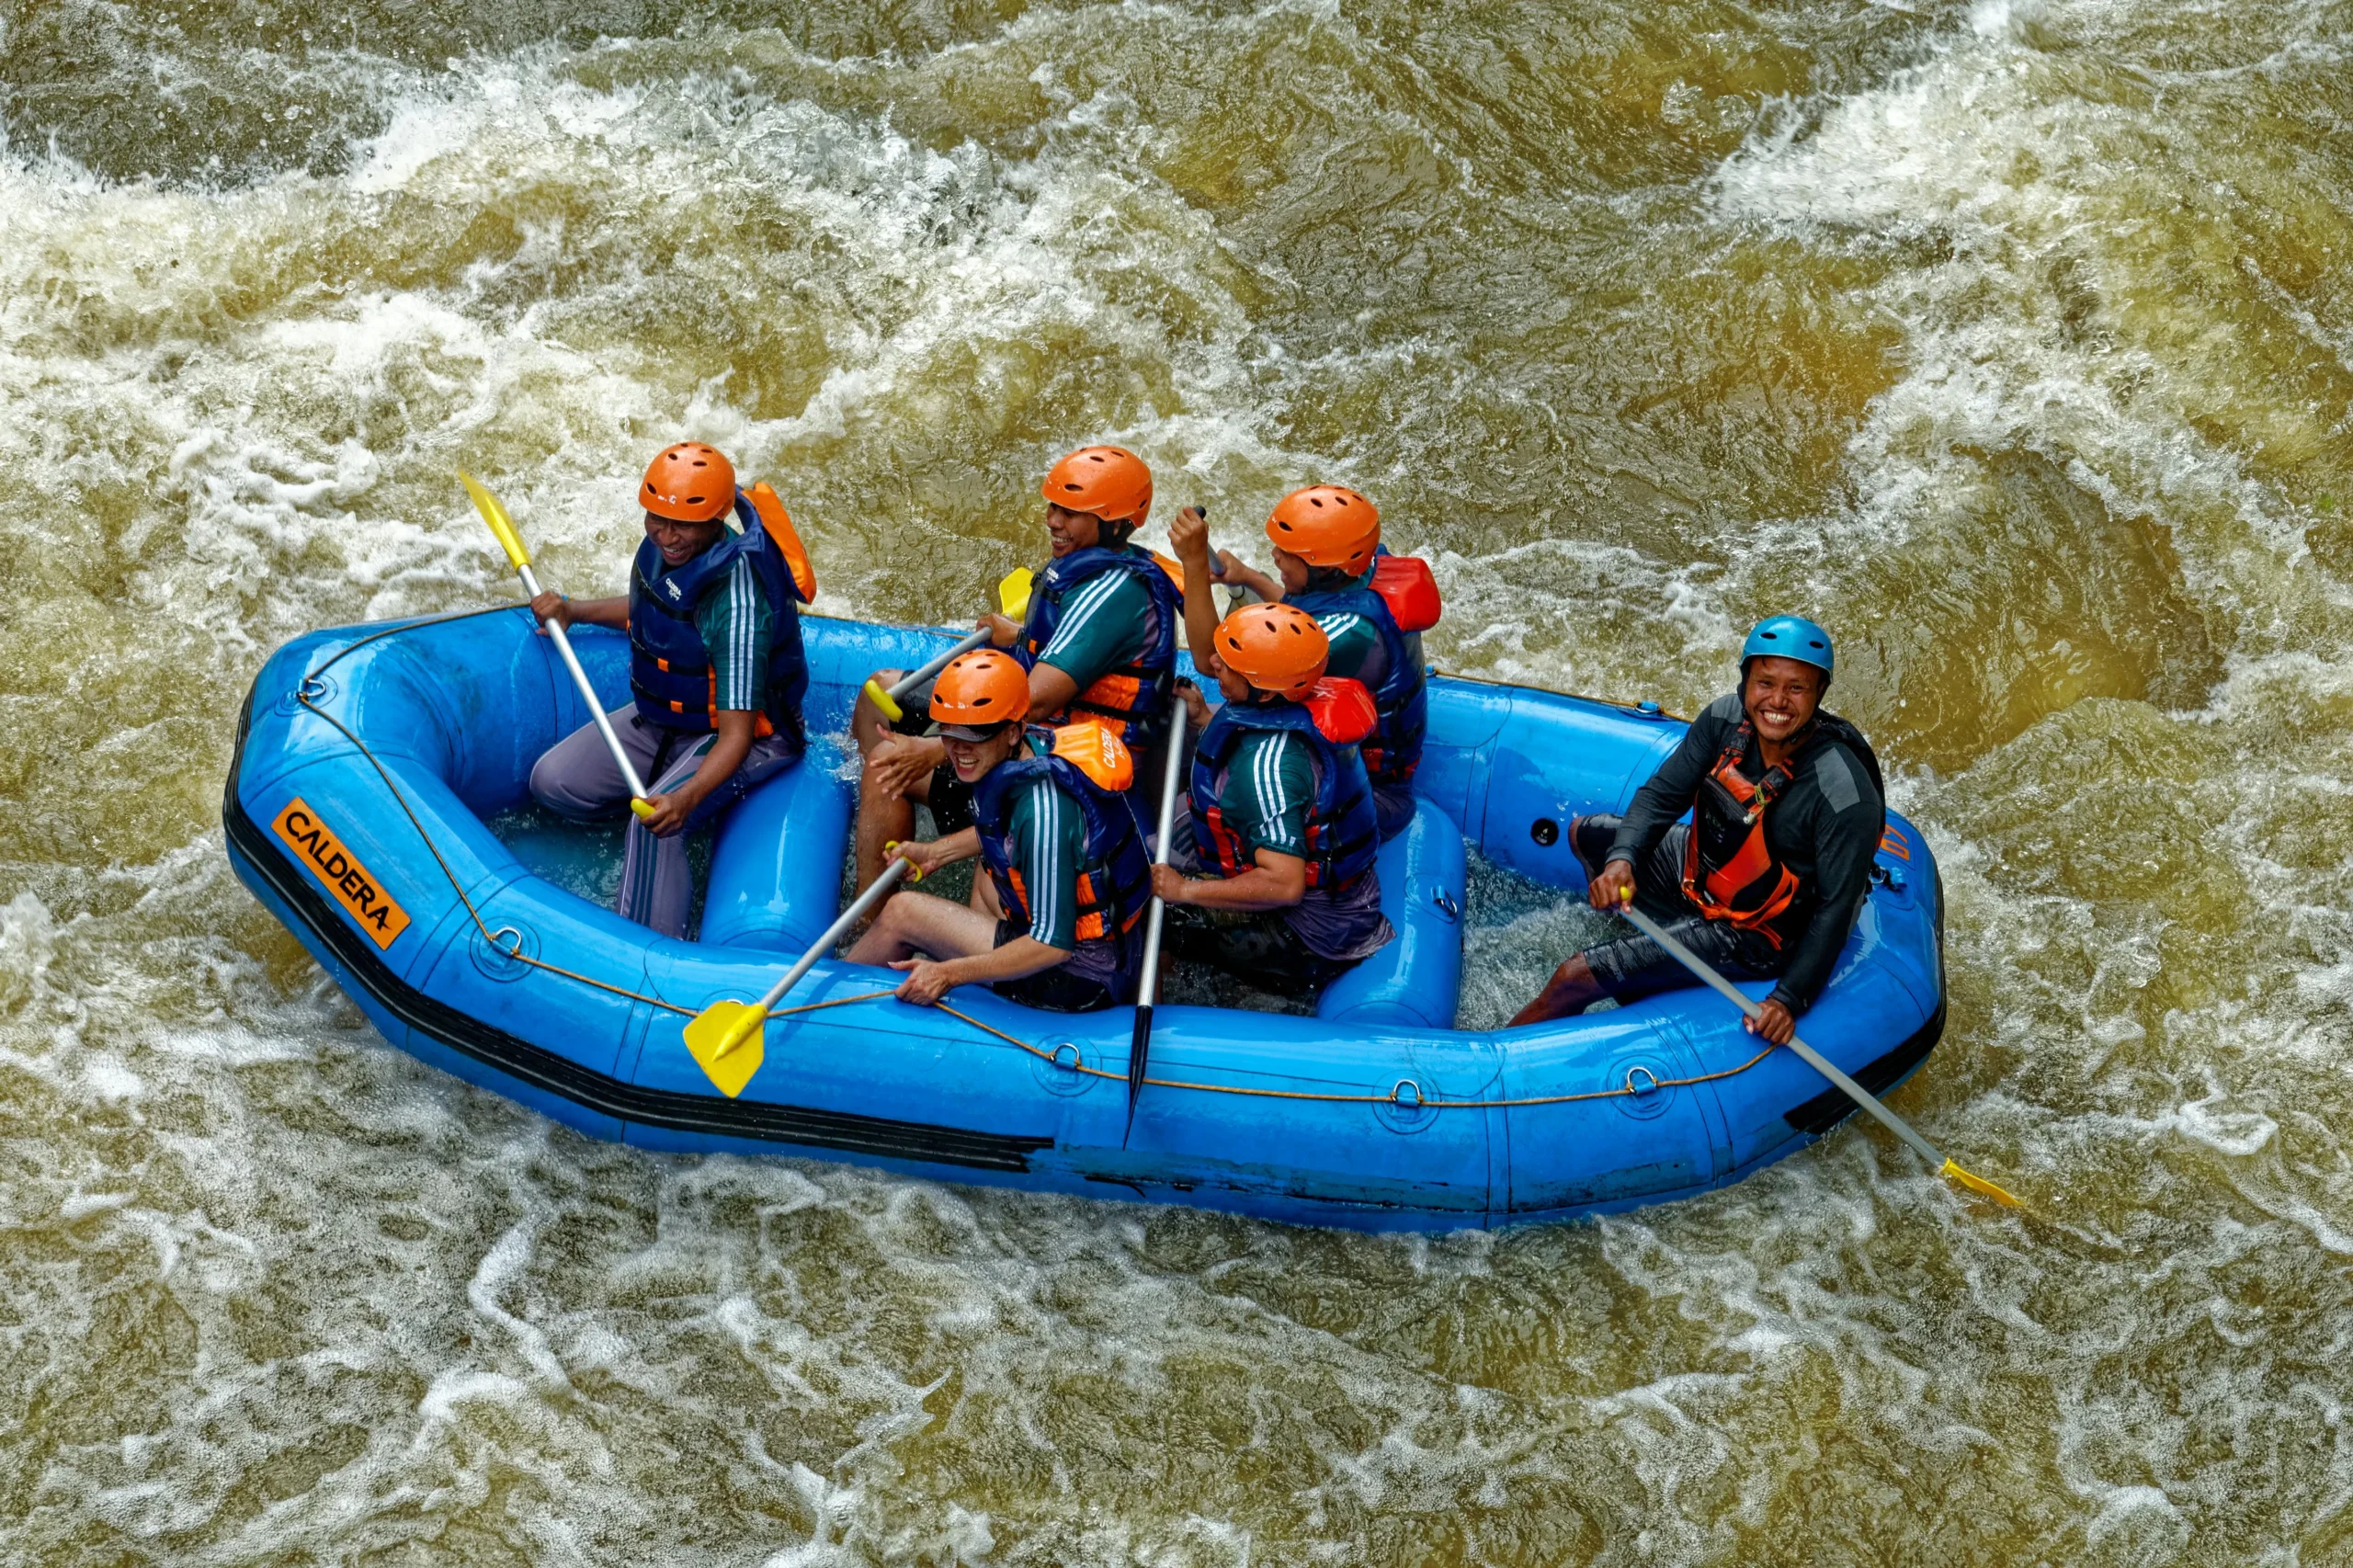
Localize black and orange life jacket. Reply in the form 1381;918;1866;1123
1679;712;1885;949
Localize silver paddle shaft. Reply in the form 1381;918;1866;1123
887;629;994;703
1616;901;1949;1171
749;858;914;1016
1133;695;1190;1010
518;562;653;802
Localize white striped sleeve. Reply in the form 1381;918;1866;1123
1036;574;1126;665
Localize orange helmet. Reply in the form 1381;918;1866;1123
1040;445;1153;527
929;649;1030;736
1212;603;1329;699
641;442;737;523
1265;484;1379;574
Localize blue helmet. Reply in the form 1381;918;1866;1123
1741;615;1834;680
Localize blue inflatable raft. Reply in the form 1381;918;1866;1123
224;607;1945;1231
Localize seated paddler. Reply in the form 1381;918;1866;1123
1154;603;1394;998
846;649;1151;1012
1172;486;1438;840
528;441;816;938
1508;616;1885;1045
850;443;1183;888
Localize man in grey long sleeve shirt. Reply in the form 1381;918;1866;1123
1510;616;1884;1044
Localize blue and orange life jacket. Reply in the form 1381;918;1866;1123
1015;545;1182;748
628;484;813;740
1284;548;1440;786
972;723;1153;994
1188;680;1382;892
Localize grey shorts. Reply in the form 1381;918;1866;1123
1568;814;1782;1003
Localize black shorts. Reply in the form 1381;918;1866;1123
989;918;1118;1013
1567;814;1781;1003
1162;904;1356;997
887;685;975;834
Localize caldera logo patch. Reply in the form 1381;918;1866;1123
271;798;411;949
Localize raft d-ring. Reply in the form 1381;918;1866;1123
298;675;329;702
1431;887;1461;921
1623;1064;1661;1096
1392;1078;1424;1108
489;926;527;959
1051;1041;1082;1072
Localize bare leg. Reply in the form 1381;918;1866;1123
845;889;1000;966
851;667;909;758
970;869;1004;918
855;753;927;894
1509;953;1609;1028
852;667;929;892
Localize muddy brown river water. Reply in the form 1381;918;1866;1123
4;2;2352;1562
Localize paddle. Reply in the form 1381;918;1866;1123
860;569;1037;723
681;852;922;1098
1125;690;1192;1137
1614;892;2020;1206
460;472;655;822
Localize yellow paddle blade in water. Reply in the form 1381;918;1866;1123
1942;1159;2023;1207
458;471;531;570
682;1000;767;1099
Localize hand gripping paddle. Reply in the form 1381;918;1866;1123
680;852;923;1098
460;472;656;821
1613;889;2020;1207
860;569;1037;723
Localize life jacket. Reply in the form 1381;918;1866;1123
628;484;813;738
1286;549;1440;785
1188;680;1381;892
1681;712;1884;949
1015;545;1182;747
971;722;1153;993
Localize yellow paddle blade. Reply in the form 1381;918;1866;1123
862;676;904;723
459;472;531;570
682;1000;767;1098
1941;1158;2023;1207
999;566;1034;619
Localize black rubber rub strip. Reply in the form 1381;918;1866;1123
222;681;1054;1173
1780;864;1949;1139
1779;1001;1946;1138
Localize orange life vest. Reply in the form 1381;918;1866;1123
1681;721;1805;948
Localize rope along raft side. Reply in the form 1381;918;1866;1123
290;613;1783;1114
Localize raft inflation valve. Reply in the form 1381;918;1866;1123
1636;699;1663;717
1530;817;1559;846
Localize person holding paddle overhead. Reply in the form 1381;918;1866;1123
527;442;818;938
1171;486;1438;841
1509;617;1885;1040
1152;604;1393;998
849;444;1185;888
845;650;1153;1011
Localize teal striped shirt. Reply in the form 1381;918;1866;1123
1007;776;1087;950
689;552;775;712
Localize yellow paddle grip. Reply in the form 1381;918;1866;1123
883;841;925;883
631;799;655;820
863;677;904;723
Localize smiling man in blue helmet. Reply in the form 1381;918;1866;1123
1510;617;1885;1042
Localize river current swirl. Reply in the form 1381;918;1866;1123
3;2;2351;1562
